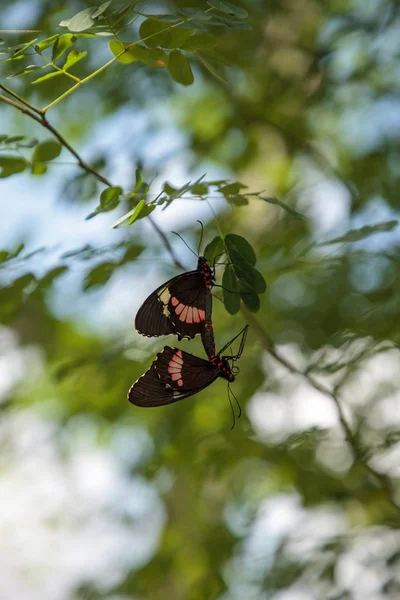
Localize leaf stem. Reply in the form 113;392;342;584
41;7;214;113
0;82;43;114
0;91;183;268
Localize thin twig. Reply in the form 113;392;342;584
242;307;400;515
0;87;183;269
0;82;43;114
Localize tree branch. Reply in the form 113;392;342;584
242;308;400;515
0;88;183;269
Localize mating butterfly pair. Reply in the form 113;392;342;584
129;253;248;409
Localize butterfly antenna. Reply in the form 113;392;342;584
218;325;249;357
171;231;197;258
236;325;249;360
229;383;242;419
227;385;236;430
196;220;204;256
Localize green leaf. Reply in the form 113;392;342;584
111;200;146;228
259;195;304;219
7;65;39;78
318;221;399;245
0;155;27;178
151;14;181;23
66;8;98;32
33;140;62;162
12;38;37;57
3;136;24;143
191;183;208;195
142;47;168;67
84;262;115;290
110;41;168;67
226;194;249;206
39;266;68;288
197;54;228;83
32;70;64;85
179;8;212;21
225;234;256;266
92;1;111;18
162;28;194;50
222;265;240;315
168;50;194;86
100;186;122;208
204;236;224;262
139;19;168;48
241;291;260;312
207;0;248;19
52;34;76;61
234;263;266;294
109;40;140;64
182;33;218;51
35;35;59;53
211;14;252;29
31;162;47;175
63;50;87;70
220;182;244;194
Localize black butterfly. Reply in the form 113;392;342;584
135;254;215;341
128;325;248;409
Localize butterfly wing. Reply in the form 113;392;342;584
128;347;219;407
135;270;210;340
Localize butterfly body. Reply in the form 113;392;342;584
135;257;214;341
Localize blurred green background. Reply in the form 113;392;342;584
1;0;400;598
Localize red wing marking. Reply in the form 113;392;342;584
168;350;184;384
180;306;189;322
171;297;179;307
173;303;206;323
175;303;185;315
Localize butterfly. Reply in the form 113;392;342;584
128;325;248;410
135;255;215;341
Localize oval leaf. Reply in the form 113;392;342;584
32;70;64;85
109;40;137;63
100;186;122;208
225;233;256;266
33;140;61;162
63;50;87;70
0;155;27;178
139;19;168;48
222;265;240;315
67;8;97;32
234;263;266;294
52;34;76;61
162;28;194;50
168;50;194;86
35;35;59;53
111;200;146;229
7;65;39;79
241;291;260;312
92;1;111;18
204;236;224;262
319;221;399;245
182;33;218;51
207;0;248;19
